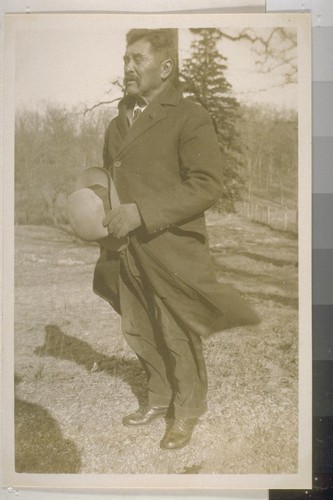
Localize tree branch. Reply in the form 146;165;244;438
220;27;297;84
83;97;122;116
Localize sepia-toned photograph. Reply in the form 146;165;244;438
2;12;311;490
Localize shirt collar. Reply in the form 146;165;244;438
133;97;148;112
119;83;182;113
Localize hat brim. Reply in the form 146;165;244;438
75;167;110;191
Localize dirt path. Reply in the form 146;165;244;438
14;214;298;474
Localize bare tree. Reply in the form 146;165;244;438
15;105;112;224
220;27;297;87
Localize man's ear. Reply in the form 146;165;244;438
160;59;174;80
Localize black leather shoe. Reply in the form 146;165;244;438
160;417;198;450
122;406;168;426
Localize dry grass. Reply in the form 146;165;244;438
14;213;298;474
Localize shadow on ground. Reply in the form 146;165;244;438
35;324;148;406
15;396;82;473
16;324;149;473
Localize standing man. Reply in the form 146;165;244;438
93;28;259;450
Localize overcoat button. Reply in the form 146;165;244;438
114;161;122;168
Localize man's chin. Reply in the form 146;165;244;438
126;82;139;95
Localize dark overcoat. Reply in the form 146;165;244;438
93;84;259;337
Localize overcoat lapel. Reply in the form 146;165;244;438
116;100;130;141
114;85;181;158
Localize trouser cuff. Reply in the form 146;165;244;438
148;395;172;408
173;402;207;418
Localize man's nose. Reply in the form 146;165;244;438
125;58;135;72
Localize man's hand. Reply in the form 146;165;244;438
102;203;142;239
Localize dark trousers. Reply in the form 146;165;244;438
119;246;208;418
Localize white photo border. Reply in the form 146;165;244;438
2;11;312;491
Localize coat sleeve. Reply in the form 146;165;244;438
134;105;223;234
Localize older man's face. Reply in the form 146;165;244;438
123;39;164;102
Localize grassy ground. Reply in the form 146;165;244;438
14;213;298;474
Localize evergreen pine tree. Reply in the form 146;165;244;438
181;28;243;212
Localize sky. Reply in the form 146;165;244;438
14;23;298;113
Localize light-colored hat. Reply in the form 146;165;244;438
67;167;128;251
